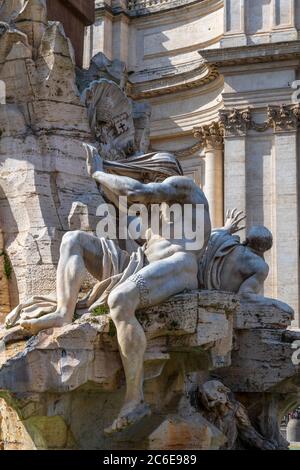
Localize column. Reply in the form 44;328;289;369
271;0;297;42
194;122;224;228
224;136;246;217
270;106;299;326
85;4;114;66
219;108;251;237
112;11;130;64
217;105;300;325
221;0;247;47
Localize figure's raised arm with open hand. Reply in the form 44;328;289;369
223;208;246;234
84;143;104;178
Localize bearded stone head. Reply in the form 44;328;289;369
202;380;231;408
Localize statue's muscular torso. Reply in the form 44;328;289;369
144;194;211;264
102;175;212;264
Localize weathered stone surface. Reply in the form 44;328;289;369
0;288;298;450
147;414;225;450
0;398;35;451
0;0;100;308
0;291;236;395
1;0;300;452
235;300;294;330
216;328;300;393
0;290;237;449
212;302;300;449
137;291;198;338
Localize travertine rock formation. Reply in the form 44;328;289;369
0;291;235;450
0;0;99;307
0;291;298;450
215;302;300;449
1;2;300;452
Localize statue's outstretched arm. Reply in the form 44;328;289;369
84;142;193;204
92;172;192;204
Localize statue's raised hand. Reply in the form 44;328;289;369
84;143;103;178
224;208;246;234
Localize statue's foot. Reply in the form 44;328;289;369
20;311;69;335
104;402;151;435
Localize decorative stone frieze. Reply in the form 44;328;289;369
128;61;219;100
219;104;300;136
267;105;300;132
127;0;203;15
219;108;251;136
173;142;204;158
172;121;224;159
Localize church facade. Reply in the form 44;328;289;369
84;0;300;326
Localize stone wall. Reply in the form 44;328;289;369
0;1;100;307
0;291;298;450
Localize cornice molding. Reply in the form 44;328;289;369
172;104;300;157
173;141;204;158
128;0;202;15
128;61;220;100
95;0;223;19
200;41;300;68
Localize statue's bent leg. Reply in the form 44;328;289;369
105;252;198;434
21;231;106;334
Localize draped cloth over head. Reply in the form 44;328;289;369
198;229;240;290
103;151;183;181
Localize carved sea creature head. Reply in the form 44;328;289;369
244;225;273;253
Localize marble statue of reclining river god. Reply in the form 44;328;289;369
1;77;292;438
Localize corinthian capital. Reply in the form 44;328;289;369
268;104;300;132
193;121;224;150
218;105;300;136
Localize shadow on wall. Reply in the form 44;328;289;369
246;0;272;41
46;0;95;67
